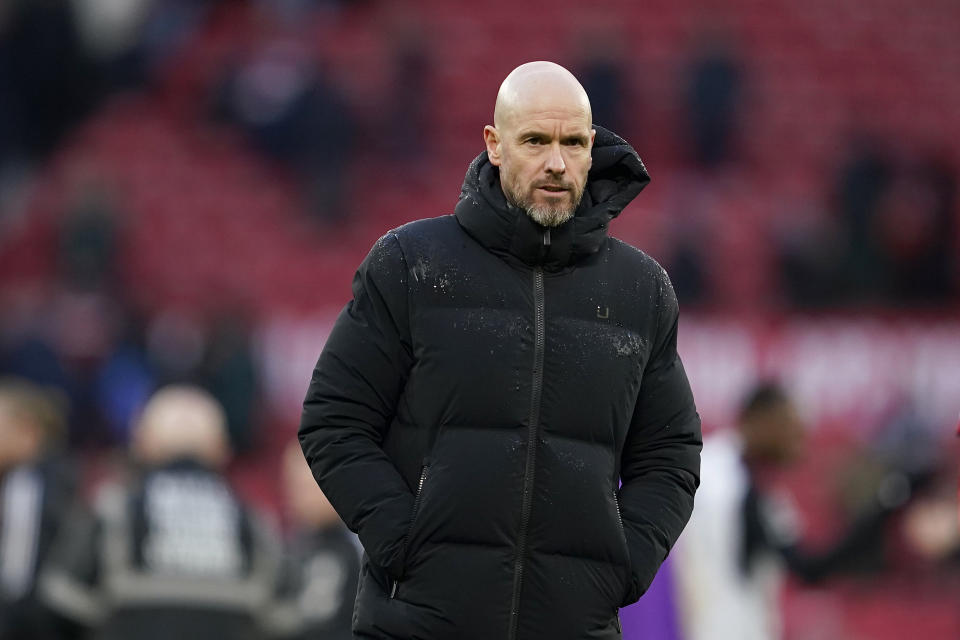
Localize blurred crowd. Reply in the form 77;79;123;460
672;383;957;640
0;380;359;640
1;376;955;639
0;169;262;451
0;0;425;225
776;138;957;308
2;0;957;309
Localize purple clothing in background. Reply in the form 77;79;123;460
620;556;684;640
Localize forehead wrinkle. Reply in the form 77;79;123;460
498;100;592;136
513;111;593;136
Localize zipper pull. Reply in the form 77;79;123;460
390;580;399;598
543;229;551;246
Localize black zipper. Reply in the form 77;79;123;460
508;265;546;640
613;490;626;629
390;464;429;599
613;490;625;536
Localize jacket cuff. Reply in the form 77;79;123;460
357;494;414;580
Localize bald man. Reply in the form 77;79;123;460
300;61;701;639
40;386;285;640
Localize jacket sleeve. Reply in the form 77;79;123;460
299;233;415;580
618;268;702;606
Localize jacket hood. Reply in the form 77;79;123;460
454;125;650;270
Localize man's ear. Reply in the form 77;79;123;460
588;128;596;167
483;125;502;166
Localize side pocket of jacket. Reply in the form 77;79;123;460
390;463;429;599
613;490;632;605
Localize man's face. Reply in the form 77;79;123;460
0;400;40;471
746;401;807;465
485;100;595;227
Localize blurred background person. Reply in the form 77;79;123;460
0;379;75;640
898;418;960;576
39;385;282;640
673;383;920;640
682;26;744;171
902;475;960;570
271;440;360;640
210;13;357;225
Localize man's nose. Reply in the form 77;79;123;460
545;143;566;174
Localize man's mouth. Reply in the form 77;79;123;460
537;185;568;193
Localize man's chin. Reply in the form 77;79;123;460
526;206;574;228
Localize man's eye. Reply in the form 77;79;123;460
524;138;542;145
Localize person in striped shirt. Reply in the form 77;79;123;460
0;378;75;640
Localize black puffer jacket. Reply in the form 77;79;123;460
300;126;701;640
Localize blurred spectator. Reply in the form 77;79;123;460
834;134;894;302
381;17;432;167
4;155;155;446
834;137;959;305
72;0;217;93
139;306;264;452
660;178;715;306
0;378;76;640
894;416;960;574
663;234;710;307
0;0;93;164
94;308;154;445
0;289;104;446
872;152;958;303
46;290;131;447
576;26;629;136
145;309;207;385
213;33;356;223
200;311;261;453
683;30;744;170
901;476;960;571
58;170;122;293
272;440;359;640
0;291;71;394
70;0;152;92
673;383;916;640
39;386;283;640
775;199;843;308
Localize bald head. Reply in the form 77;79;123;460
132;385;230;469
484;62;595;227
493;61;592;132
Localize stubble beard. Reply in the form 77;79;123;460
502;175;584;228
525;203;575;228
